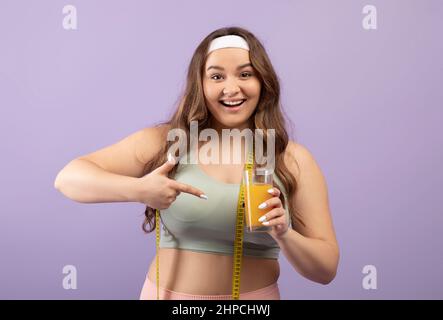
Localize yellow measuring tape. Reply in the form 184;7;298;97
154;147;254;300
155;208;161;300
231;147;254;299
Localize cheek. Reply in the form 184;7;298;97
203;82;221;101
203;86;220;115
244;81;261;99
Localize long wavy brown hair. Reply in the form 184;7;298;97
141;26;303;233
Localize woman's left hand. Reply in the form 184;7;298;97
257;187;290;240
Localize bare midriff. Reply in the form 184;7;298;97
146;140;280;295
147;248;280;295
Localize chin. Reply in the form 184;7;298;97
219;119;250;129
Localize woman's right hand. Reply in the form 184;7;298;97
135;154;207;210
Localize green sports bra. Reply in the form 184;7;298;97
159;146;292;260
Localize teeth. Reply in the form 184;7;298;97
222;100;244;106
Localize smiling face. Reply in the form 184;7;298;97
203;48;261;131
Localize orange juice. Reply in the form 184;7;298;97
244;183;273;231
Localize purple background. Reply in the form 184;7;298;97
1;0;442;299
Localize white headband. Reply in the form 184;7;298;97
207;35;250;54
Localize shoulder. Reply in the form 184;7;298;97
284;141;330;212
134;124;172;163
137;123;171;141
283;140;317;181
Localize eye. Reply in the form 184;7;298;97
240;72;253;78
210;74;223;80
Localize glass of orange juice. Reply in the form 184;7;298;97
243;167;273;232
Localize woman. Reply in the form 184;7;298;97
54;26;339;300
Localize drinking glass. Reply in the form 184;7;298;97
243;167;273;232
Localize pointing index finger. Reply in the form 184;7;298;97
172;181;208;199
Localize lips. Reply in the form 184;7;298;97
219;99;247;107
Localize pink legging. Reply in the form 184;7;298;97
139;276;281;300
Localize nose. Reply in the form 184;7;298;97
222;78;241;97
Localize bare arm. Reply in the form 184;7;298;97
276;142;340;285
54;125;206;207
54;126;165;203
54;158;141;203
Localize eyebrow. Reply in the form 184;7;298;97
206;63;252;72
